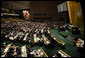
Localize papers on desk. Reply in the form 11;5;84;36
47;30;50;34
41;29;44;33
2;43;12;57
4;44;11;53
9;37;14;40
23;33;29;41
42;35;50;45
34;34;37;43
58;50;71;57
21;45;27;57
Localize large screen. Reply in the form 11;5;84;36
23;10;30;20
57;2;67;12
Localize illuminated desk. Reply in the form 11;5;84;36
1;43;12;57
42;34;50;45
57;50;71;57
21;45;27;57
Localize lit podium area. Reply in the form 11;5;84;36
1;18;84;57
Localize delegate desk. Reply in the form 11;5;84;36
21;45;27;57
51;35;65;46
23;33;29;42
57;50;71;57
42;34;50;45
1;43;12;57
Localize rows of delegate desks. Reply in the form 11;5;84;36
1;22;84;57
1;42;48;57
1;27;70;57
49;25;84;57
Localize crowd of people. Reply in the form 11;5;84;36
1;18;52;45
1;18;84;57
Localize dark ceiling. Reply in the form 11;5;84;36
1;1;64;10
